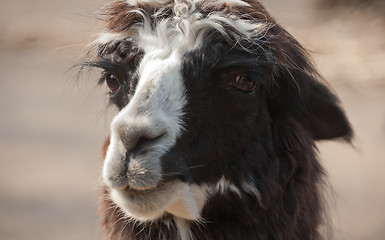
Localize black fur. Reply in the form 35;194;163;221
85;1;353;239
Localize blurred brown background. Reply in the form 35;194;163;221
0;0;384;239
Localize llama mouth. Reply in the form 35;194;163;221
109;180;206;221
110;180;182;220
121;181;170;195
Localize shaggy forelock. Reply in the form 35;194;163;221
90;0;275;55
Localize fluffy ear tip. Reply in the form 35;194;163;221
338;126;354;144
314;119;354;143
333;110;354;143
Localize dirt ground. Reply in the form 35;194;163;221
0;0;384;239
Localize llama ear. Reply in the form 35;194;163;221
301;79;353;141
269;76;353;142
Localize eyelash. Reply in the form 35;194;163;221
228;74;258;93
223;69;264;94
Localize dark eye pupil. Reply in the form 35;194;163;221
106;74;120;91
229;75;257;93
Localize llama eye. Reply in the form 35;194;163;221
229;75;257;93
105;73;120;92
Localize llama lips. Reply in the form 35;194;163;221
122;181;169;195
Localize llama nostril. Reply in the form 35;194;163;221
131;134;165;153
124;151;131;163
136;136;152;149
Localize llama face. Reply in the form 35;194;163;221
89;0;274;222
81;1;354;239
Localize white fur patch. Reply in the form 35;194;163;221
110;181;184;220
213;176;242;197
110;181;207;222
207;176;261;201
166;184;207;220
103;49;186;190
175;217;194;240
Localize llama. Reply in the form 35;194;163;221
82;0;352;239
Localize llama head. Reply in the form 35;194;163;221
83;0;352;222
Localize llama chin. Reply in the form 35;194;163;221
81;1;352;239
